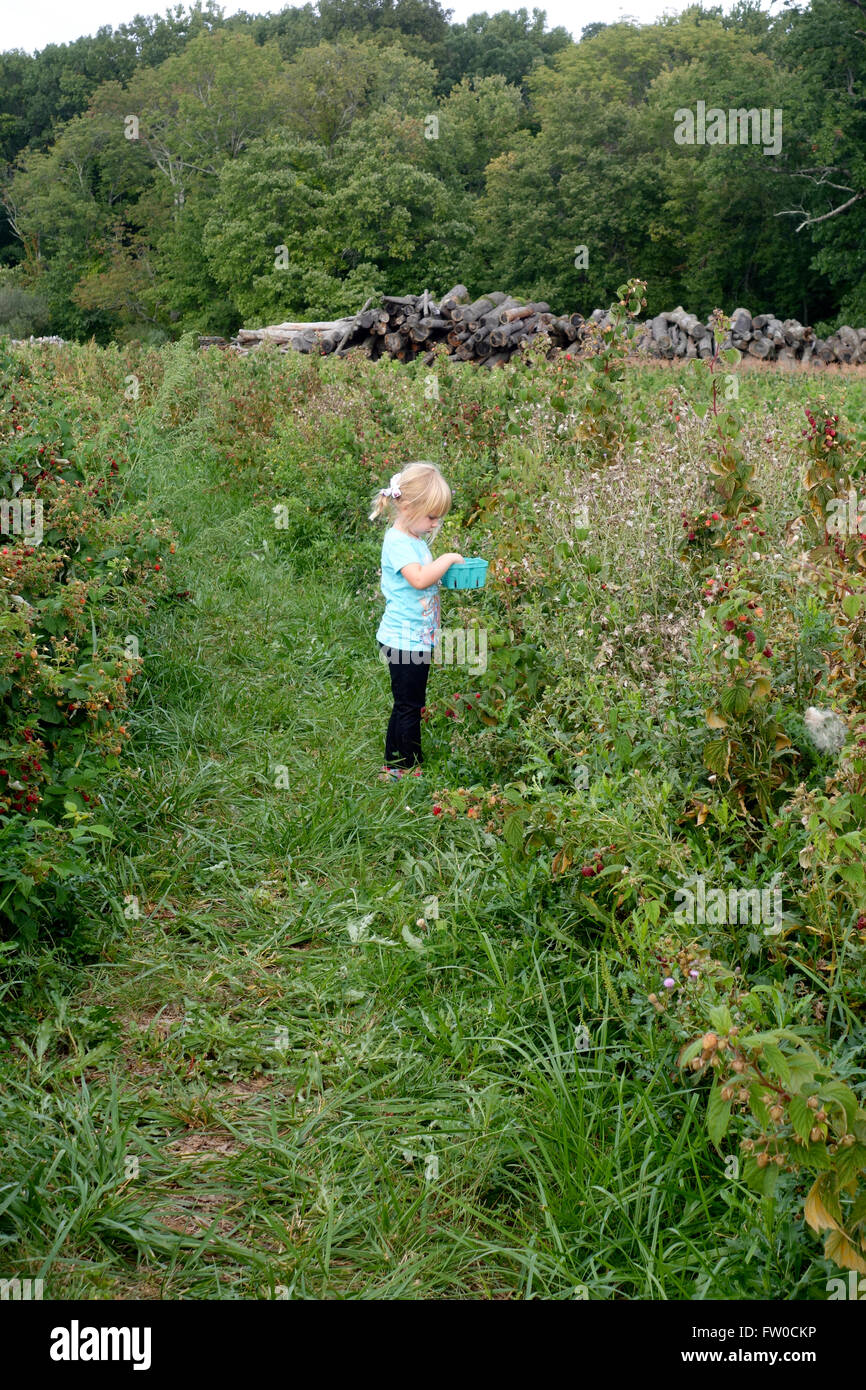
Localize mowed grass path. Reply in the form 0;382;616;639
2;419;813;1301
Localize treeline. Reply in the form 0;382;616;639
0;0;863;344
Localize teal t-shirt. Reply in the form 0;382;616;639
376;526;441;651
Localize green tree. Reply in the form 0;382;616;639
475;13;824;318
422;74;525;195
203;118;471;321
436;9;572;92
777;0;866;325
278;37;437;147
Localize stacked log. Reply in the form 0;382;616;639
7;334;66;347
205;292;866;369
225;287;585;368
633;306;866;367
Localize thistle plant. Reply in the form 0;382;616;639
680;311;762;559
573;278;647;463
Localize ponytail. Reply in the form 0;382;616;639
369;462;450;524
368;470;403;522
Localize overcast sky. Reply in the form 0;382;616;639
3;0;763;55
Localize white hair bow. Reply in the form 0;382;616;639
381;472;402;498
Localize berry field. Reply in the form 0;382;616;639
2;329;866;1299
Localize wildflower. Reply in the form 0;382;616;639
663;977;676;990
803;707;847;754
745;630;755;643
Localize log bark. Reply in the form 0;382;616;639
439;284;469;314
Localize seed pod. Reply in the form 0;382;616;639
810;1125;824;1143
702;1033;718;1051
807;1095;820;1110
769;1105;784;1123
721;1085;734;1102
738;1088;750;1104
757;1152;769;1168
732;1059;746;1073
773;1154;784;1166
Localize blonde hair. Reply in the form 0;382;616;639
368;460;452;523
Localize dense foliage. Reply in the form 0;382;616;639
2;326;865;1294
1;0;864;341
0;340;174;940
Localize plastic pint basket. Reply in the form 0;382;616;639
441;557;488;590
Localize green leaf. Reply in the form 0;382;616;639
703;737;730;776
707;1080;732;1146
708;1005;734;1035
720;681;750;717
820;1081;859;1127
789;1093;815;1143
749;1083;771;1129
679;1038;704;1066
761;1044;791;1088
742;1155;778;1196
835;1143;866;1186
613;731;632;761
503;813;525;851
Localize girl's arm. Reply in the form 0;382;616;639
401;552;464;589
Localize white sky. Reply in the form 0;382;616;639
2;0;769;56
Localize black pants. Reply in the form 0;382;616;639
378;643;432;767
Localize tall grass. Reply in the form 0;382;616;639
1;343;861;1298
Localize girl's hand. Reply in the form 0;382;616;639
401;552;465;589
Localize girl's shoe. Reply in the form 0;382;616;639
377;765;423;782
378;765;405;782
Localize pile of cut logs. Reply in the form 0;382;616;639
206;286;584;367
198;288;866;368
633;306;866;366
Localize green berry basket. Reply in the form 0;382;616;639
441;557;488;590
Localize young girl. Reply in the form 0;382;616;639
369;461;463;779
